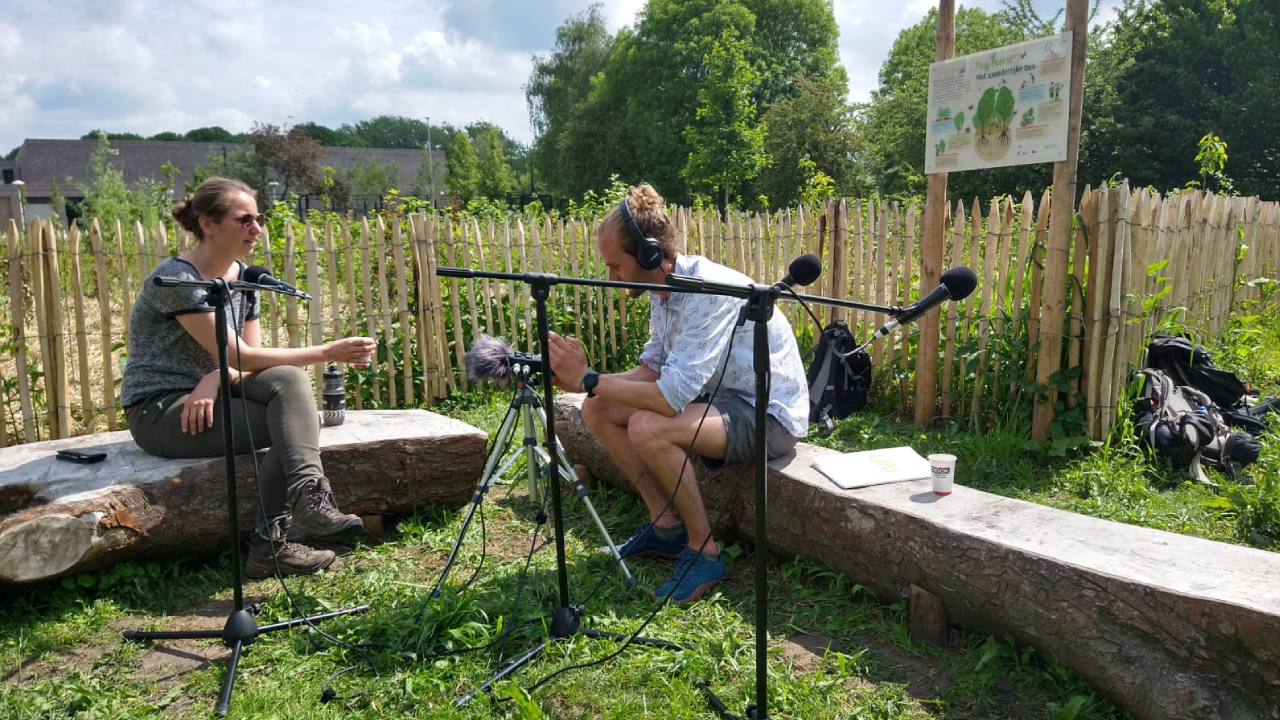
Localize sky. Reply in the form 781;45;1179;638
0;0;1121;155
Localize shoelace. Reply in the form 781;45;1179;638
305;489;341;515
670;548;697;579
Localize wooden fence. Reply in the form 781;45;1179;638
2;186;1277;448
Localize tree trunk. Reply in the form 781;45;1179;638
554;394;1280;720
0;410;486;585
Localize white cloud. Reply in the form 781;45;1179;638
0;23;20;60
334;21;404;85
401;29;530;92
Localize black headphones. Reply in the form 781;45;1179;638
619;197;664;271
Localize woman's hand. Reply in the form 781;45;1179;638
181;371;222;435
547;332;589;392
325;337;376;366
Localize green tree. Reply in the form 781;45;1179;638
1081;0;1280;198
754;74;866;206
551;0;844;203
341;115;431;148
412;149;441;202
75;135;171;230
525;4;615;199
446;131;480;204
183;126;239;143
683;30;769;209
81;130;145;141
295;121;358;147
347;153;402;203
474;125;517;200
149;132;184;142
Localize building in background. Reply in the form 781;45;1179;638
0;139;446;223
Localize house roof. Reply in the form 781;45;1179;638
9;139;442;200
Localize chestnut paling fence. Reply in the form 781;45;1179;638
2;185;1277;448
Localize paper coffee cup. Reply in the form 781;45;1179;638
929;453;956;495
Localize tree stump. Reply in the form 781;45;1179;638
0;410;486;585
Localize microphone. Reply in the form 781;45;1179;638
464;334;549;383
776;254;822;291
864;267;978;344
243;265;312;300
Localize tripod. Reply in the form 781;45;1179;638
121;277;368;716
430;364;635;597
433;271;687;707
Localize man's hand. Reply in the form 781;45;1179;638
181;371;223;435
547;331;589;392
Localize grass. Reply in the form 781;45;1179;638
3;289;1275;719
1;386;1130;720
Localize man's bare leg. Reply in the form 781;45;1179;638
627;404;729;556
581;396;680;527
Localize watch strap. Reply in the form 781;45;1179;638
582;369;601;397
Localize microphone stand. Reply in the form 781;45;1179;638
437;268;689;707
121;276;369;717
645;273;908;720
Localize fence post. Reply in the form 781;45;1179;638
1032;0;1089;442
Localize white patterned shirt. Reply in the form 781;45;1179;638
640;254;809;438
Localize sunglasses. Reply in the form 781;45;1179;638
230;213;268;229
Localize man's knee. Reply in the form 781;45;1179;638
581;396;607;432
626;409;665;450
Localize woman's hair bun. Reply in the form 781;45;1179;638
171;194;201;234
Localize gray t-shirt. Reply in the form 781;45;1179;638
120;257;259;408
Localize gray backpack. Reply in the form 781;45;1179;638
1132;368;1261;484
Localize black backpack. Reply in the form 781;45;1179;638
1146;334;1248;408
805;321;872;435
1144;334;1280;435
1132;368;1262;484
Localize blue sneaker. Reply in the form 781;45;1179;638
653;547;725;604
613;523;687;560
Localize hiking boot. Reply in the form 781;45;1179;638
612;522;687;561
287;477;364;541
245;516;336;579
653;547;725;604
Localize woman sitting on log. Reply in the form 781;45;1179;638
120;176;375;578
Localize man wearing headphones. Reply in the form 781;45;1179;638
547;183;809;604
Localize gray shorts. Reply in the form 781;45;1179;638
697;394;799;470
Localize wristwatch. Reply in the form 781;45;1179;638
581;369;601;398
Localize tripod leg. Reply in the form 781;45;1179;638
215;639;244;716
432;403;523;596
522;402;541;506
455;640;549;707
534;407;635;586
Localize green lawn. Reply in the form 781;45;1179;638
3;299;1276;719
1;392;1130;719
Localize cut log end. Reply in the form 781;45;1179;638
0;514;93;583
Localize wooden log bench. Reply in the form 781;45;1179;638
554;394;1280;720
0;410;487;586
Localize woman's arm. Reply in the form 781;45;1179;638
178;313;372;371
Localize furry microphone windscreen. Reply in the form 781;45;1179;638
464;334;516;383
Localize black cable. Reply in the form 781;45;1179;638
525;309;757;692
496;506;548;665
571;323;733;611
783;285;867;386
230;281;380;691
527;457;755;694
